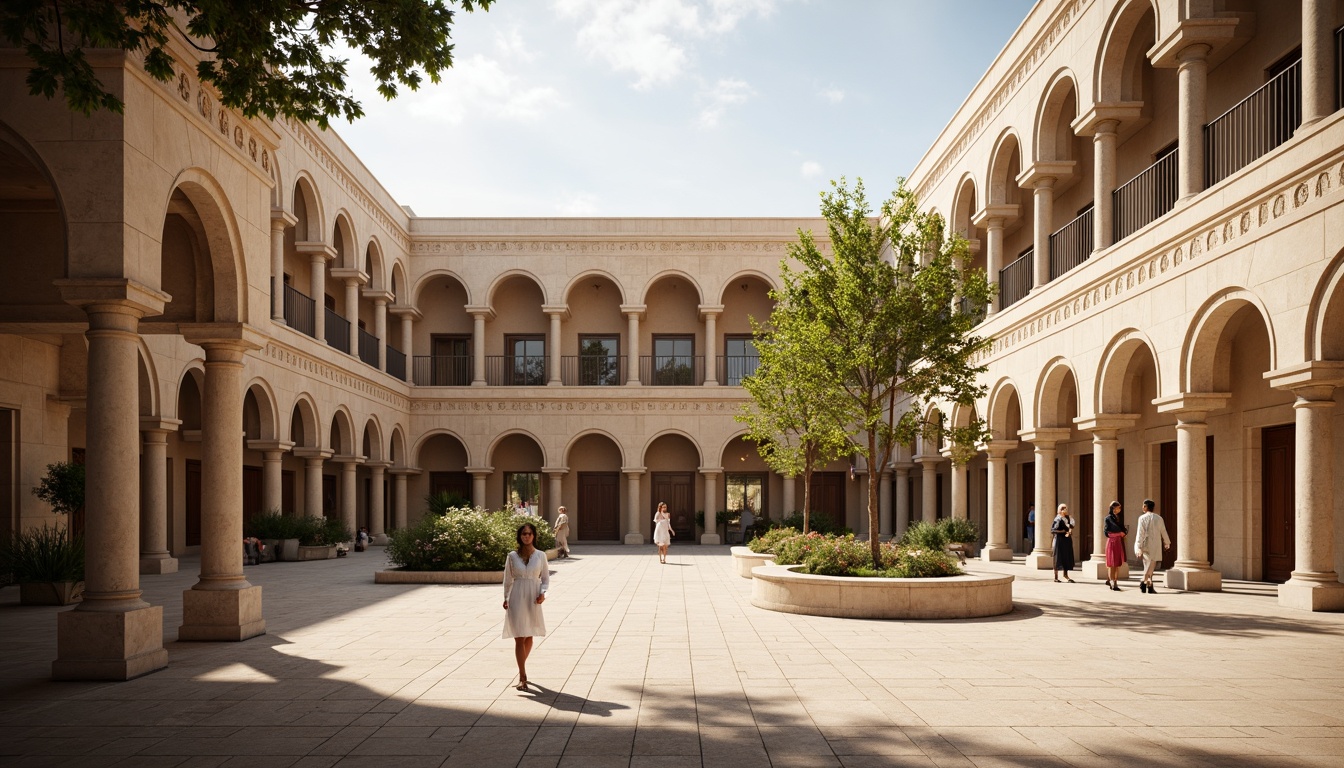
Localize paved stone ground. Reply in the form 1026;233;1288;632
3;545;1343;767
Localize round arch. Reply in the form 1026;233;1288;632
1034;357;1080;428
331;211;358;270
640;429;705;465
987;377;1024;441
563;270;627;305
486;270;548;308
486;429;549;467
1181;288;1279;393
1095;0;1162;104
242;378;280;441
389;425;407;467
364;237;387;292
950;174;979;237
136;341;161;418
390;260;410;305
638;269;706;305
1034;68;1082;163
1095;328;1162;414
291;171;325;241
562;429;627;466
163;168;247;323
287;394;321;449
412;429;473;467
412;268;473;307
170;363;206;428
717;269;779;301
361;415;385;462
1307;248;1344;361
986;128;1025;207
329;407;357;456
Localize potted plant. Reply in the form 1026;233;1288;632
0;524;85;605
244;510;301;561
296;516;352;560
936;518;980;563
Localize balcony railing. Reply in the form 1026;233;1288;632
357;328;379;368
386;345;406;381
640;355;705;386
1205;58;1300;188
486;354;547;386
283;284;315;338
561;354;624;386
1048;207;1094;280
999;249;1032;310
718;354;760;386
325;308;350;353
1113;150;1178;243
413;355;471;386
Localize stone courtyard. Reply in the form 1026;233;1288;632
3;548;1343;768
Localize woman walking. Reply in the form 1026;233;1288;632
1051;503;1076;583
1103;501;1128;591
503;522;548;690
653;501;674;564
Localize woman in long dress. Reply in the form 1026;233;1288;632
1103;501;1128;591
502;522;548;690
653;501;674;564
1051;503;1076;583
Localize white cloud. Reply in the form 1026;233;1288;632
800;161;823;179
493;27;536;63
556;192;602;215
697;78;754;128
554;0;775;89
405;54;564;125
820;87;845;104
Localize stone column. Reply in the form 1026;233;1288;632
917;456;939;524
53;280;169;680
310;252;328;341
543;467;567;521
1031;179;1055;288
1176;44;1210;201
781;474;796;518
700;467;722;544
269;210;296;322
140;419;181;575
294;449;330;518
542;305;568;386
335;457;360;541
328;269;365;356
1155;394;1227;590
180;334;266;642
374;298;387;371
623;467;645;544
700;305;722;386
944;453;968;520
366;461;390;543
1075;416;1134;578
467;307;492;386
1020;429;1069;569
981;442;1016;561
878;469;892;540
247;440;292;517
893;463;913;539
467;467;491;508
1092;119;1118;250
390;467;416;531
1302;0;1334;128
1275;378;1344;610
985;219;1004;313
622;304;644;385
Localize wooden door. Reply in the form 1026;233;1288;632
1078;453;1093;560
578;472;620;540
243;465;263;527
935;472;945;520
282;470;295;515
652;473;696;540
1159;441;1177;570
1021;461;1035;548
1262;424;1295;583
809;472;845;529
1206;435;1215;567
322;474;337;520
186;459;202;547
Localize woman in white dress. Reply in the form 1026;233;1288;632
502;522;548;690
653;501;674;564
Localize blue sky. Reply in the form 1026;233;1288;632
333;0;1036;218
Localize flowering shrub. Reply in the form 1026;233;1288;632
386;507;555;571
747;526;799;554
769;531;962;578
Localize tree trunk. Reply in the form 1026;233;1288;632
868;432;881;564
801;466;813;534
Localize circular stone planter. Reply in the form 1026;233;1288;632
375;548;559;584
730;546;775;579
750;564;1013;619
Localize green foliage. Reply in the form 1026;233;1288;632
938;516;980;544
778;510;847;536
900;521;948;550
746;526;798;554
32;461;84;516
885;545;963;578
426;491;472;516
767;531;962;578
1;1;494;126
0;524;84;583
244;510;303;540
293;516;352;547
386;508;555;571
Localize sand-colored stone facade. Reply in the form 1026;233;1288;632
2;0;1343;679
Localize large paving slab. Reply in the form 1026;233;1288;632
2;545;1343;767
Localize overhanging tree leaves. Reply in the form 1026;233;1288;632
1;0;493;127
736;294;853;534
785;177;993;564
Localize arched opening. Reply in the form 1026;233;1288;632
644;433;702;541
989;383;1031;552
413;273;473;386
489;433;545;515
1035;74;1094;279
564;432;625;541
642;273;705;385
487;274;547;386
988;133;1033;308
415;433;472;518
717;274;774;385
0;129;73;324
562;273;626;386
719;435;771;541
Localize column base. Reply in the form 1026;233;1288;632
1082;560;1128;580
53;604;168;681
1278;576;1344;612
1164;566;1221;592
139;556;179;575
700;534;722;545
179;586;266;641
624;533;645;545
980;545;1014;562
1024;552;1054;570
371;534;389;546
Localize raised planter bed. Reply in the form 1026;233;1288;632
730;546;775;579
296;545;337;561
750;564;1013;619
376;548;559;584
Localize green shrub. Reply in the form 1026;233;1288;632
244;510;302;540
797;535;871;576
747;526;799;554
771;531;829;565
293;516;352;546
887;545;963;578
900;521;947;550
0;524;84;582
778;510;847;535
426;491;472;516
767;532;962;578
386;508;555;571
938;517;979;544
32;461;85;516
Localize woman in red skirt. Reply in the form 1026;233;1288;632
1103;501;1128;591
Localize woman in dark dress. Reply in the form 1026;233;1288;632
1103;501;1128;591
1051;503;1076;582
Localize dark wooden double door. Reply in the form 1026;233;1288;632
807;472;845;528
578;472;620;540
652;473;696;540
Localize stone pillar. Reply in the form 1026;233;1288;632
247;440;292;517
139;419;181;575
1031;179;1055;288
467;467;491;508
623;467;645;544
1302;0;1334;128
468;307;492;386
53;280;170;680
1276;379;1344;610
700;467;722;544
945;454;968;520
1021;429;1069;569
878;469;892;540
985;219;1004;313
294;449;330;518
1154;394;1229;590
269;210;296;322
542;305;568;386
374;298;387;371
700;305;722;386
855;469;869;536
1075;416;1134;578
894;463;913;539
327;270;365;356
981;442;1015;561
918;456;939;524
1176;45;1210;201
180;334;266;642
543;467;567;522
390;468;416;531
367;461;389;543
781;474;796;518
310;252;328;341
1092;120;1118;250
622;305;644;385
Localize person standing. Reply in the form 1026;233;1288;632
1133;498;1170;593
502;522;548;690
1025;503;1036;549
553;506;570;559
1051;503;1076;582
653;501;674;564
1103;501;1128;591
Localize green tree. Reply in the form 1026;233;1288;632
2;0;493;126
736;285;852;533
786;177;993;564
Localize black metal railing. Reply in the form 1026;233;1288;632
1113;150;1178;243
1048;207;1094;280
718;354;760;385
561;355;624;386
357;328;379;367
640;355;705;386
1205;58;1301;188
325;308;350;353
413;355;472;386
486;354;547;386
386;345;406;381
999;249;1032;310
283;284;315;338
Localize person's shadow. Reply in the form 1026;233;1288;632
516;683;629;716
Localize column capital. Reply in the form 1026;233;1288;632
971;204;1019;228
389;304;423;321
294;241;337;261
389;466;422;476
541;466;569;476
1019;428;1071;447
541;304;571;319
140;417;183;434
329;267;368;286
364;460;393;470
292;447;333;460
983;439;1018;458
698;304;725;320
56;278;170;318
270;208;298;230
182;323;267;355
1072;102;1143;135
465;466;493;477
464;304;496;320
892;461;915;473
1074;413;1139;433
1016;161;1075;188
331;454;365;467
914;454;943;467
1265;361;1344;396
619;304;647;319
621;466;647;476
698;466;724;476
247;439;294;453
363;288;395;304
1150;18;1240;68
1154;393;1231;420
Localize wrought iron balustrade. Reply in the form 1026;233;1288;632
386;345;406;381
282;284;315;338
562;355;624;386
999;249;1033;310
1048;207;1094;280
718;354;760;386
1205;58;1301;188
486;354;547;386
640;355;704;386
357;328;379;368
325;309;350;353
413;355;472;386
1113;150;1178;244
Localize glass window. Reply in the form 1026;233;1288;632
579;335;620;386
725;473;765;519
504;472;540;515
506;335;546;385
652;335;694;385
430;335;471;386
723;335;759;385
